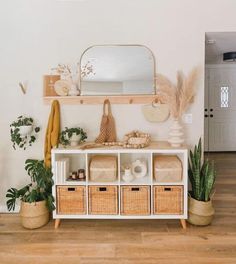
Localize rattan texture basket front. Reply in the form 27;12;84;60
121;186;150;215
153;186;183;214
89;186;118;215
57;186;86;215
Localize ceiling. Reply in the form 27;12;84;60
205;32;236;64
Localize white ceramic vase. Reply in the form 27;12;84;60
168;118;184;147
68;75;80;96
122;168;134;183
19;125;33;136
69;133;82;147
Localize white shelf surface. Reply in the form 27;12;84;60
56;181;87;186
87;181;119;186
152;181;184;186
54;214;186;219
120;174;152;185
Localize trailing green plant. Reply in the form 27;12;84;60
6;159;55;212
60;126;87;146
10;116;40;150
188;138;216;202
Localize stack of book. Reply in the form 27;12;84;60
55;158;69;184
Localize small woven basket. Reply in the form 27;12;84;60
20;200;49;229
121;186;150;215
154;155;182;182
89;155;117;182
89;186;118;215
57;186;86;215
153;186;183;215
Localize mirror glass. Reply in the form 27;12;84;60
80;45;156;95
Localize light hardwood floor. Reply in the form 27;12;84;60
0;153;235;264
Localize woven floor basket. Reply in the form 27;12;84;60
20;201;49;229
187;196;214;226
154;155;182;182
89;186;118;215
57;186;86;214
121;186;150;215
153;186;183;214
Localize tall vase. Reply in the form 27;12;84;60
168;118;184;147
68;74;80;96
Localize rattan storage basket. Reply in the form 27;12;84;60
121;186;150;215
153;155;182;182
89;155;117;182
89;186;118;215
57;186;86;215
153;186;183;214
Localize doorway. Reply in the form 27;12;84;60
205;32;236;152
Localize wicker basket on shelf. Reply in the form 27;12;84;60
153;186;183;215
89;186;118;215
153;155;182;183
57;186;86;215
121;186;150;215
89;155;117;182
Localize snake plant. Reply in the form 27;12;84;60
188;138;216;202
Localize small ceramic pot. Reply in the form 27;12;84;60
69;133;82;147
122;168;134;183
19;125;33;136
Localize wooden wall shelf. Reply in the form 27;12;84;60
43;95;159;105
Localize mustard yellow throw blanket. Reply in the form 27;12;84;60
44;100;60;168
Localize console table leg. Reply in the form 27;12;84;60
180;219;187;229
55;219;61;229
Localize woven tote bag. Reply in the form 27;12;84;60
95;99;117;143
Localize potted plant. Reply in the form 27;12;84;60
188;138;216;226
10;116;40;150
60;126;87;147
6;159;55;229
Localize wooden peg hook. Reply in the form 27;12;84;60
129;98;133;104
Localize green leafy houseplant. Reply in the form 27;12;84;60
6;159;55;212
10;116;40;150
188;138;216;202
188;138;216;226
60;126;87;146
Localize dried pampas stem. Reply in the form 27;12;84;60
156;67;199;119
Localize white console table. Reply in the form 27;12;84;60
51;141;188;229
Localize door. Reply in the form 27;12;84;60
205;66;236;151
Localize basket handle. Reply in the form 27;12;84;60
164;187;171;191
99;187;107;192
131;187;140;191
68;187;76;192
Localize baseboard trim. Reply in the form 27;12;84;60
0;205;20;213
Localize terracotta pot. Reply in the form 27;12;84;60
20;201;49;229
187;196;215;226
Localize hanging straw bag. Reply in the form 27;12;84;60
142;99;170;123
95;99;117;143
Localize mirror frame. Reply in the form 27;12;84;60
79;44;157;96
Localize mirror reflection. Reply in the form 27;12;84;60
80;45;155;96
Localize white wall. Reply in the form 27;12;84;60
1;0;236;211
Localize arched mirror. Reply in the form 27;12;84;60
80;45;156;96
